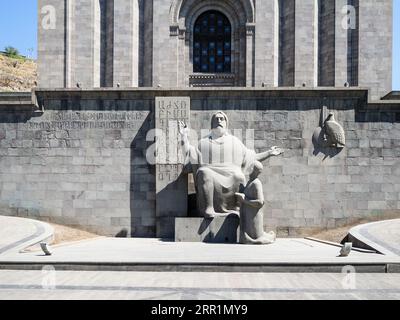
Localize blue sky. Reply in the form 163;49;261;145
0;0;399;89
0;0;37;59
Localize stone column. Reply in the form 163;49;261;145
37;0;67;88
358;0;392;100
102;0;115;88
152;0;179;87
143;0;153;87
254;0;277;87
334;0;349;87
177;28;187;87
65;0;73;88
155;97;190;238
278;0;295;86
318;0;336;86
68;0;101;88
113;0;140;87
245;23;256;87
294;0;318;87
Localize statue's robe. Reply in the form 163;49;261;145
239;179;276;245
191;133;256;214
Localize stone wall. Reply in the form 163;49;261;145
0;91;155;237
0;89;399;238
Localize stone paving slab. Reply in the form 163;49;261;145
0;238;399;272
0;270;400;300
0;216;54;255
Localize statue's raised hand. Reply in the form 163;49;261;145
235;192;245;205
270;146;284;156
178;121;189;137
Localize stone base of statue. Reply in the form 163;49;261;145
175;214;240;243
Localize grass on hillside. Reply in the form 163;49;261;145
0;53;37;92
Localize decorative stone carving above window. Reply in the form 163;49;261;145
170;0;255;28
169;0;256;87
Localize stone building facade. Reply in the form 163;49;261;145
38;0;392;100
0;1;397;238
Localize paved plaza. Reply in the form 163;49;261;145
1;236;399;273
0;217;400;300
0;270;399;300
1;217;400;273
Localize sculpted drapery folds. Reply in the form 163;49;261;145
236;161;277;245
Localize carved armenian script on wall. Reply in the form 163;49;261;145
24;111;149;130
155;97;190;237
155;98;189;165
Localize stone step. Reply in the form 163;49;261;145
0;262;398;273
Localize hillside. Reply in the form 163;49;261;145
0;54;37;92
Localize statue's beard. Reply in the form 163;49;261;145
211;126;227;138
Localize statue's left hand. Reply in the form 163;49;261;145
270;146;284;156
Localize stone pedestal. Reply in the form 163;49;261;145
175;215;240;243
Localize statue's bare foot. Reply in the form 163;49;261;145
257;231;276;245
241;232;276;245
204;208;217;219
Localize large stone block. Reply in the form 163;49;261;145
175;215;240;243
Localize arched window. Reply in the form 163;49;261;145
193;11;232;73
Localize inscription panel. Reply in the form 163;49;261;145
155;97;190;238
23;111;149;131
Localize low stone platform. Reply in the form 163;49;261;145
0;216;54;255
175;215;240;243
0;237;399;273
345;219;400;256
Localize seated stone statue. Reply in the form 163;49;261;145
235;161;276;245
179;111;283;218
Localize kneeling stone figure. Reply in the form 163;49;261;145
236;161;276;245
